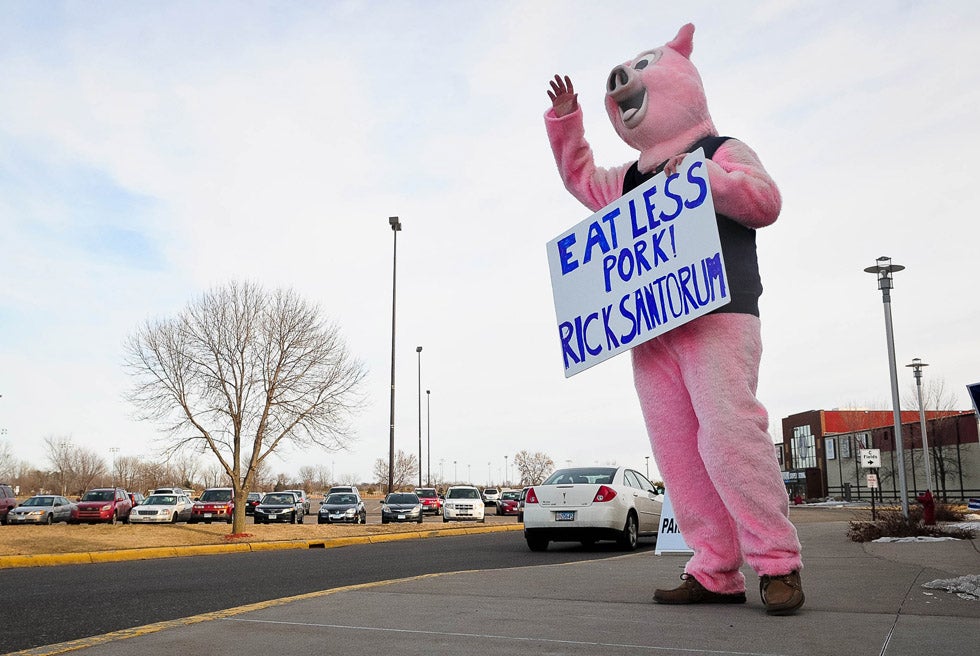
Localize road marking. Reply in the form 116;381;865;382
4;574;448;656
221;617;789;656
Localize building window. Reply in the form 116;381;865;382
826;438;836;460
791;425;816;469
840;436;851;459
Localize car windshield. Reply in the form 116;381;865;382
501;491;521;501
485;489;498;495
386;494;419;504
23;497;55;507
263;493;294;504
247;493;261;500
145;495;176;505
81;490;114;502
446;488;479;500
415;489;437;498
542;467;617;486
326;494;355;504
200;490;232;502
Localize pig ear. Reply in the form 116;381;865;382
666;23;695;59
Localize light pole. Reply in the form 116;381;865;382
454;460;457;483
426;389;431;487
504;455;508;487
488;461;491;486
387;216;401;494
109;447;120;487
416;346;423;488
864;256;910;518
645;456;650;479
906;358;933;493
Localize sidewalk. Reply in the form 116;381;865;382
11;520;979;656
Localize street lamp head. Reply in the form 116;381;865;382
426;389;430;395
416;345;422;353
864;256;904;291
906;357;928;380
389;216;402;231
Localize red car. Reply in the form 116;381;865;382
495;489;522;516
415;488;443;515
189;487;234;524
72;487;133;524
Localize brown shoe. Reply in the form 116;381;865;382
760;570;805;615
653;573;747;605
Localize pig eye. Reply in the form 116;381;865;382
633;50;662;71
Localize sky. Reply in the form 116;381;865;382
2;1;979;489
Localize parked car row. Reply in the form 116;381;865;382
1;482;533;527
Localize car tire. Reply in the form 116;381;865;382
417;516;423;524
45;513;53;525
617;512;639;551
442;517;449;523
109;511;117;525
526;535;549;552
360;514;366;524
171;513;179;523
479;516;485;523
381;517;389;524
298;512;304;524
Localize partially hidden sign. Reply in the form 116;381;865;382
655;490;693;555
547;150;729;377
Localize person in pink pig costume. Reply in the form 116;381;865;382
544;23;804;615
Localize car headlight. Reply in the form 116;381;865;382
101;504;112;512
27;510;43;516
345;508;356;516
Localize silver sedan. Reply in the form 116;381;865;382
7;495;75;524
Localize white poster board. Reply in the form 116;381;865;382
547;150;729;377
655;490;693;555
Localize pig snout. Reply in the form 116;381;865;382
606;65;647;129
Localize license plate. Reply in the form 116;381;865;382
556;511;575;521
397;514;406;520
203;513;212;518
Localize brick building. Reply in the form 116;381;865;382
778;409;979;502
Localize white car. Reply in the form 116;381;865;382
130;493;194;523
482;488;500;505
522;466;661;551
442;485;486;523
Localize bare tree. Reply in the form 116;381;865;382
513;450;554;486
0;440;16;481
124;281;366;533
43;435;108;496
373;450;418;491
903;376;963;499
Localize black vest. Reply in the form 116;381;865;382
622;136;762;316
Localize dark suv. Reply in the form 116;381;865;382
73;487;134;524
0;484;17;525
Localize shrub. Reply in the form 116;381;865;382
847;505;975;542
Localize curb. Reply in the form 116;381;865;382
0;523;525;570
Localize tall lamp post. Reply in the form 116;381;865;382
416;346;423;488
426;389;431;487
864;256;910;518
109;447;119;487
504;455;508;487
906;358;933;493
645;456;650;480
387;216;402;494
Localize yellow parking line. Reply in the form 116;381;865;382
0;524;524;570
4;573;451;656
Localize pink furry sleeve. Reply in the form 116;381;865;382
544;107;631;213
705;140;781;228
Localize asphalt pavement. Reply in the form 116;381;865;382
7;510;979;656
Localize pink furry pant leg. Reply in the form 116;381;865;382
632;313;802;594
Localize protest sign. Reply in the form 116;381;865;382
547;150;729;377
